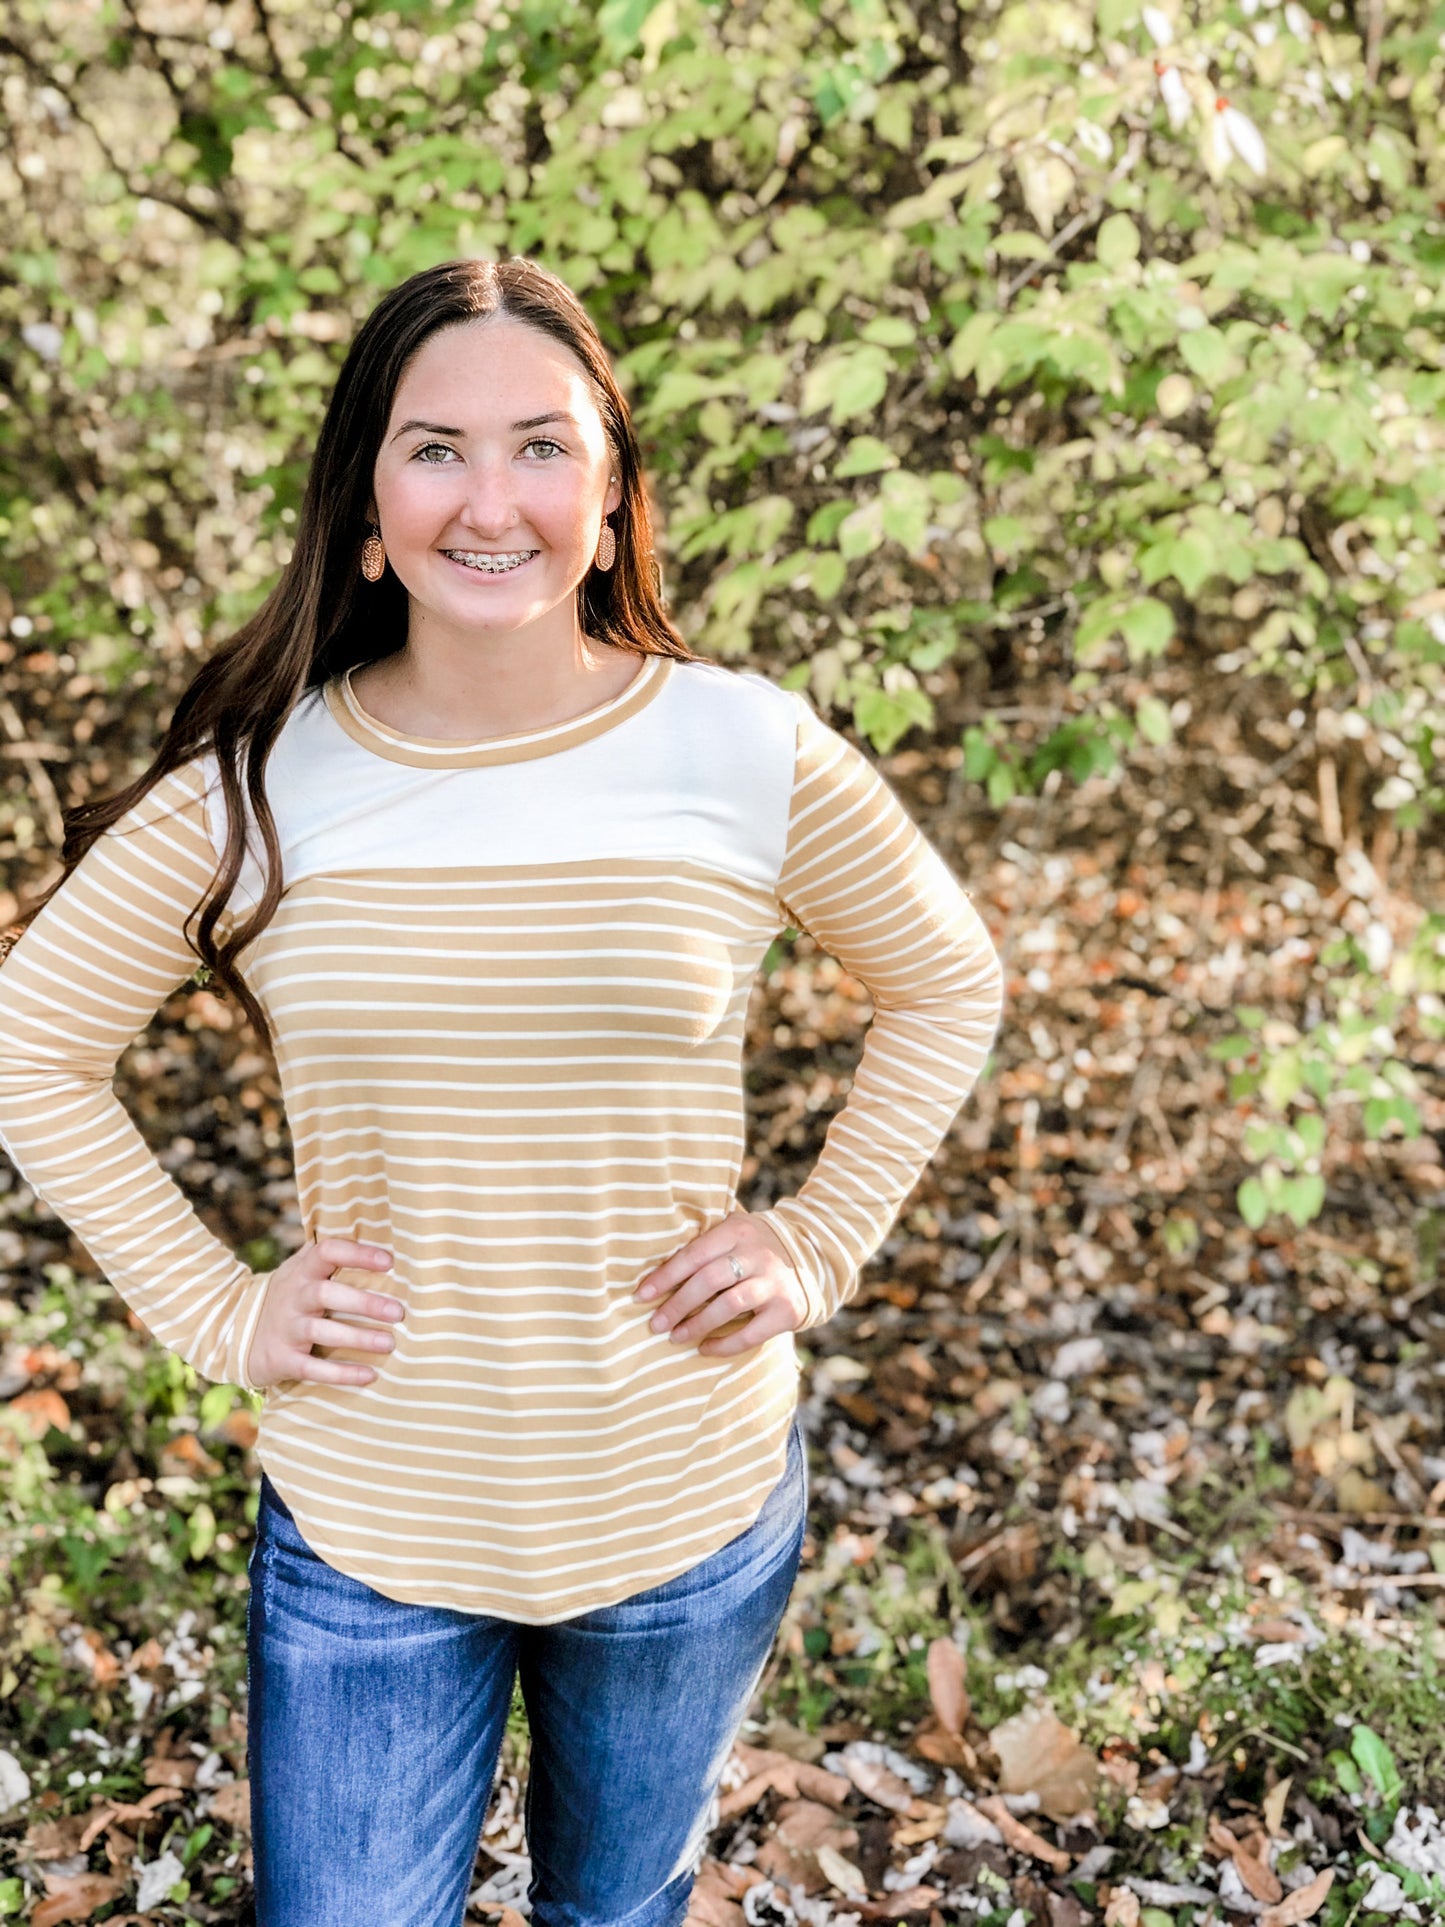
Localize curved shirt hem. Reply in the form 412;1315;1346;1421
251;1396;799;1625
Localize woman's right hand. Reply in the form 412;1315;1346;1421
244;1237;404;1390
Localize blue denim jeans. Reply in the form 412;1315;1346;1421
245;1412;808;1927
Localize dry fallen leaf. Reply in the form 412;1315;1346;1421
911;1718;976;1769
142;1756;196;1790
839;1752;915;1814
773;1799;859;1853
71;1628;122;1687
6;1388;70;1438
717;1762;797;1820
23;1812;90;1859
683;1882;745;1927
1102;1887;1140;1926
1250;1619;1307;1645
81;1786;182;1854
1209;1814;1283;1903
892;1803;946;1846
989;1705;1100;1822
31;1872;125;1927
689;1857;770;1919
218;1406;260;1449
816;1842;868;1899
855;1888;942;1921
1259;1869;1334;1926
756;1718;827;1764
792;1759;851;1807
730;1744;849;1809
1099;1752;1140;1795
158;1432;223;1478
974;1794;1071;1873
753;1836;818;1894
925;1636;968;1736
1262;1777;1292;1839
207;1779;251;1833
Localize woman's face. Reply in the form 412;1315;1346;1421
369;316;622;649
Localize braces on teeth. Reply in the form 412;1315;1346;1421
446;551;537;573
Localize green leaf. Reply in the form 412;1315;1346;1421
809;551;847;600
1238;1178;1269;1228
853;685;933;753
1096;212;1140;270
800;344;894;424
1351;1725;1403;1808
1295;1113;1326;1159
806;501;854;545
1120;598;1175;660
1179;325;1243;386
1135;695;1171;745
1280;1174;1325;1226
1164;530;1216;597
962;725;997;781
1208;1034;1257;1060
859;316;915;347
994;231;1053;260
982;514;1028;562
873;91;914;151
880;471;934;553
1262;1054;1304;1108
1364;1096;1420;1138
947;311;998;381
837;501;885;559
1365;127;1410;197
986;762;1017;807
188;1502;217;1562
198;1383;237;1431
834;435;899;478
596;0;668;54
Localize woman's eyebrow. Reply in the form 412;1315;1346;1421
389;411;580;441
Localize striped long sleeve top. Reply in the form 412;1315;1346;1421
0;655;1003;1620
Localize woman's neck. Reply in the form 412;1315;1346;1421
348;635;641;743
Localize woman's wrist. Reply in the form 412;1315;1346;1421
750;1207;830;1331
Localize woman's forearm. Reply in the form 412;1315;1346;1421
0;763;271;1385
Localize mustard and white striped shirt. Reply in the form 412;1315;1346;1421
0;655;1002;1620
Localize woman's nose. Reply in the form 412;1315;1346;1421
455;465;522;531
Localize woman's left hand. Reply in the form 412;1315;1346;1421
633;1212;808;1356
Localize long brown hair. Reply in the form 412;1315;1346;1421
14;256;695;1040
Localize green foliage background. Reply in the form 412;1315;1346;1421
2;7;1445;1913
1;0;1443;1222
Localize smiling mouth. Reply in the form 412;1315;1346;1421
441;549;540;575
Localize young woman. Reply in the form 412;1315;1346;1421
0;257;1003;1927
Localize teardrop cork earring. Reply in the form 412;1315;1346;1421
360;524;386;582
594;518;616;572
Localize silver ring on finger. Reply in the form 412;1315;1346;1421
726;1254;747;1282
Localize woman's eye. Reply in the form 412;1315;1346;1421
412;439;563;463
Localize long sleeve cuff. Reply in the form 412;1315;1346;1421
754;1206;833;1332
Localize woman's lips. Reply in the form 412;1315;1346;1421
441;549;540;581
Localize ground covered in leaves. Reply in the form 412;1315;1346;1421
1;658;1443;1926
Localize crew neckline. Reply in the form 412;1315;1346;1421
322;653;674;770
